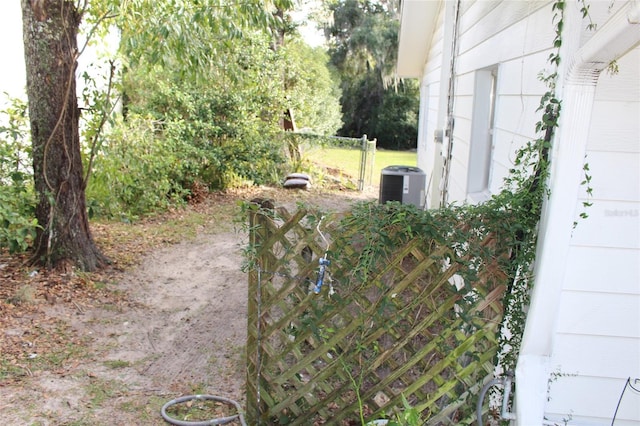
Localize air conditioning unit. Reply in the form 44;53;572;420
379;165;426;208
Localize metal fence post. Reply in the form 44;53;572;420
358;134;367;191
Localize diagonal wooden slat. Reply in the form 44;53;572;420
246;206;508;425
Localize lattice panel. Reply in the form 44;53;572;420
246;206;507;425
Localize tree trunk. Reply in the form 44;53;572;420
22;0;108;271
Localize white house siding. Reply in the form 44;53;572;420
407;0;640;424
434;1;557;205
413;1;557;202
491;50;550;192
417;4;446;207
544;45;640;425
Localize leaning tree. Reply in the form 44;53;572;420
21;0;108;271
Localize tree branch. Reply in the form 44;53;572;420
83;60;118;188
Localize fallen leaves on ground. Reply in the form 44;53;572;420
0;191;243;385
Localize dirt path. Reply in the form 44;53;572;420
0;188;375;425
1;229;248;425
112;233;248;398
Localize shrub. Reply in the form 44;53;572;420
86;115;191;219
0;97;38;252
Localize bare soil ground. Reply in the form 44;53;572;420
0;187;375;426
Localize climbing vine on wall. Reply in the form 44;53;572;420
493;0;566;372
498;0;599;372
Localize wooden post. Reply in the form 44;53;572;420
245;203;272;425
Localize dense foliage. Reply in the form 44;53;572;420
86;33;289;218
80;1;343;219
281;39;343;134
322;0;419;149
0;98;37;252
3;0;344;250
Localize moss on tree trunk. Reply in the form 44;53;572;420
22;0;108;271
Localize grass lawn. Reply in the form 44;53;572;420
305;146;417;186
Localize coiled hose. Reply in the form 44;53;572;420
161;394;247;426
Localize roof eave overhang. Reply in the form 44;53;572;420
397;0;442;78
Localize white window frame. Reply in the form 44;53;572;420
467;66;498;203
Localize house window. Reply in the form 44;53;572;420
467;66;498;201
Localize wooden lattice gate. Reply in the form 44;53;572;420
245;204;507;425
